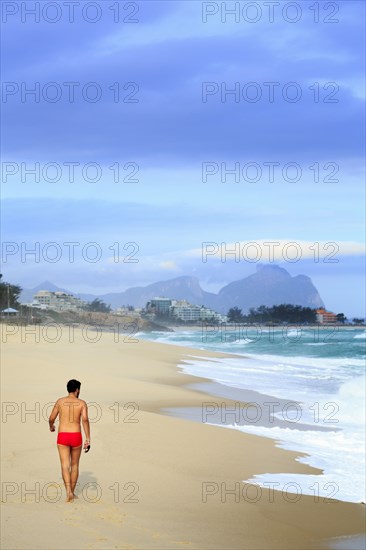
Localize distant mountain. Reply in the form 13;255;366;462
215;264;324;313
19;266;325;313
98;276;217;309
19;276;216;309
19;281;72;304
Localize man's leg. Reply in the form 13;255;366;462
70;445;82;496
57;445;73;501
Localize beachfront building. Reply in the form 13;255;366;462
145;297;227;324
114;306;141;318
169;300;202;322
200;306;228;324
146;297;172;315
1;307;19;317
26;300;48;310
316;308;338;324
170;301;226;323
32;290;86;312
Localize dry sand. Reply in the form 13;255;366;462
1;324;365;549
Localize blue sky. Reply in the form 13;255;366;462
1;0;365;317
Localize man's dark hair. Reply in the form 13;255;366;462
67;379;81;393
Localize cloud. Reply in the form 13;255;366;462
159;260;179;270
1;0;364;316
2;2;364;164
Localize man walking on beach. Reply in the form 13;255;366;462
49;379;90;502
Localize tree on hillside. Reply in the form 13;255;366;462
227;307;244;322
336;313;347;324
85;298;111;313
0;274;22;309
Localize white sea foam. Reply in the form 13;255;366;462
139;329;366;503
178;357;365;503
222;422;366;503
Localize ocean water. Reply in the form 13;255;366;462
137;326;366;504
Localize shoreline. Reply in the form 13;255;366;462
144;330;365;506
1;328;365;549
2;320;365;332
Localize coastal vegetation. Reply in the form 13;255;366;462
227;304;317;324
0;274;22;309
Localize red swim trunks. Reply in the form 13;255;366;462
57;432;82;447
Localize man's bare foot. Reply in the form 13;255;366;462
66;492;74;502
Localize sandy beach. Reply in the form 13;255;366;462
1;324;365;549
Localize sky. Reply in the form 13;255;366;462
1;0;365;317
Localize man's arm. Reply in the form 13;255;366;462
49;400;59;432
81;401;90;447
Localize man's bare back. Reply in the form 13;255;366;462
54;395;88;432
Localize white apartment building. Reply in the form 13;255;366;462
169;300;227;323
33;290;85;312
169;301;201;322
144;297;227;324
